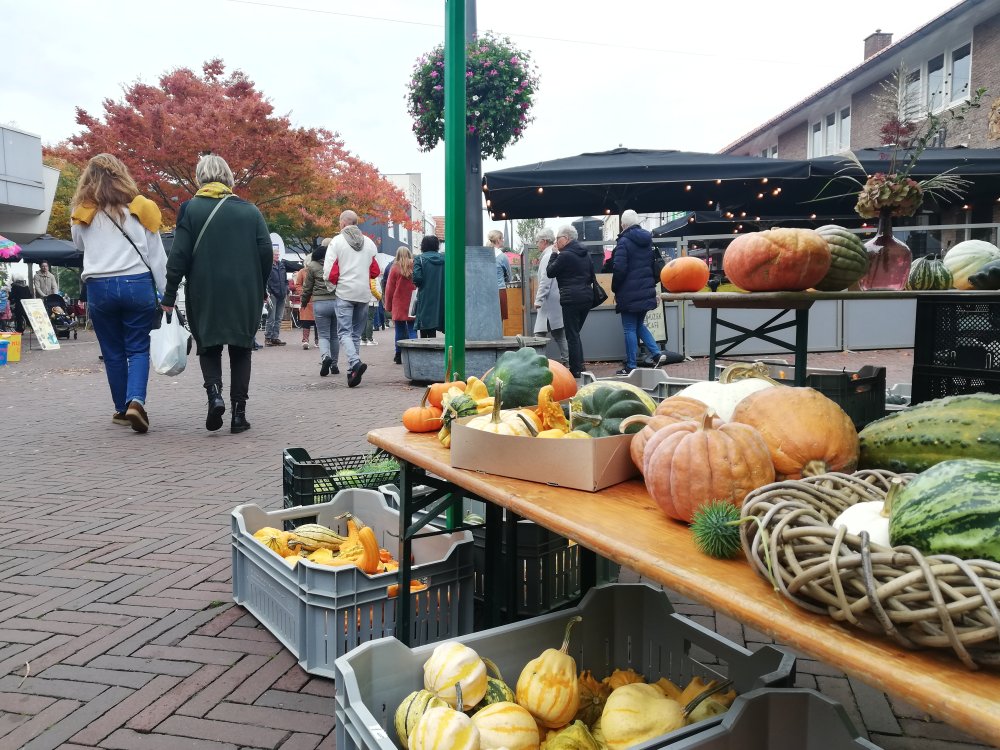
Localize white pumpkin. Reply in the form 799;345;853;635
409;705;480;750
423;642;488;709
832;500;891;547
943;240;1000;290
471;702;539;750
676;378;775;422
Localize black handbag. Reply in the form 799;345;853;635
590;267;609;309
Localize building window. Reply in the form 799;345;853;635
950;43;972;104
927;54;945;111
809;106;850;157
904;70;921;119
758;145;778;158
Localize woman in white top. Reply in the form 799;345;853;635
70;154;166;433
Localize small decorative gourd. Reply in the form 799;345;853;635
466;380;535;436
423;641;488;709
600;683;684;750
906;254;953;291
575;671;611;728
357;525;382;574
409;684;480;750
471;701;540;750
403;387;444;433
642;411;775;523
478;658;517;709
395;690;449;748
515;616;582;728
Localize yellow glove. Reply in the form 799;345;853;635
370;278;382;301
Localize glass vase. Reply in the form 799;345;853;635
858;210;912;291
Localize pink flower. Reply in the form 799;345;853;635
510;56;520;64
468;125;476;134
466;70;473;77
433;84;443;91
490;69;499;76
513;128;521;135
436;61;444;67
430;70;438;78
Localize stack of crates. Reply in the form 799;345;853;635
912;293;1000;405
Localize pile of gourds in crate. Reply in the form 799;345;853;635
397;617;735;750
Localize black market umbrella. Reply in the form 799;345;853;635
806;147;1000;214
6;235;83;268
483;147;812;220
651;211;865;238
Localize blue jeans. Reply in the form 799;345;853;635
620;310;662;369
266;292;285;339
313;299;340;364
87;273;157;413
394;320;416;354
335;299;368;368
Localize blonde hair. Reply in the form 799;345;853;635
487;229;504;246
71;153;140;221
195;154;234;187
394;245;414;279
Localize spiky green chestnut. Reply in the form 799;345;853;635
691;501;742;559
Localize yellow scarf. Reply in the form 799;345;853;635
71;195;162;233
195;182;234;199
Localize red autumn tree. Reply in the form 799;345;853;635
58;59;412;240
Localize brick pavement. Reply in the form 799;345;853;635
0;326;993;749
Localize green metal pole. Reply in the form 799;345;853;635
444;0;467;379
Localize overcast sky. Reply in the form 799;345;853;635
2;0;956;241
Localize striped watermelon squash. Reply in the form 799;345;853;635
814;225;869;291
889;459;1000;562
906;254;952;290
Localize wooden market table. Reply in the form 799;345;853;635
369;425;1000;746
662;290;1000;386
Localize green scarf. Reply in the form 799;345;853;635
195;182;234;199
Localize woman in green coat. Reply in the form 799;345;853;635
161;154;272;434
412;234;445;337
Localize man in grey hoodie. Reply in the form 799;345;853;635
323;210;380;387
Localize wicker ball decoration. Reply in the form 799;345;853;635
739;469;1000;669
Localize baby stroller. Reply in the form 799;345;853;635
44;293;77;340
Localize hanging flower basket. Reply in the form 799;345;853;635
406;32;539;160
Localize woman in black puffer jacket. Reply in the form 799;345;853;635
611;210;670;375
546;225;594;378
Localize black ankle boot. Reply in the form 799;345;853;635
231;401;251;434
205;384;225;431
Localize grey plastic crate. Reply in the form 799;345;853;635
334;583;795;750
658;688;882;749
591;368;702;402
232;489;474;679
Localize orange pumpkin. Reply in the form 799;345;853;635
428;380;465;409
723;228;831;292
403;387;444;433
623;396;724;471
642;411;775;523
660;257;710;293
730;386;859;480
547;359;578;401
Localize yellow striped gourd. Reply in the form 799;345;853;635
423;642;488;709
287;523;347;552
472;701;539;750
515;616;582;729
395;690;449;749
409;704;480;750
600;684;684;750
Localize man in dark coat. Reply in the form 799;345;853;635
611;209;672;375
412;235;445;337
546;225;594;377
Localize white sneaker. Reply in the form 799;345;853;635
302;342;309;350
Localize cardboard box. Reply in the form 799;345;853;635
0;333;21;362
449;416;639;492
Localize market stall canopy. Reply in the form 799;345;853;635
651;211;864;238
482;147;812;220
3;234;83;268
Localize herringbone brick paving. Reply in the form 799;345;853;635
0;327;993;749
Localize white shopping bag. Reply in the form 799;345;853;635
149;311;189;376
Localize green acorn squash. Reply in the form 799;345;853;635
483;347;553;408
889;458;1000;562
814;225;870;291
570;384;654;437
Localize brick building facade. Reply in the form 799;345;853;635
722;0;1000;224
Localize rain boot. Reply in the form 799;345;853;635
205;384;225;432
231;401;251;434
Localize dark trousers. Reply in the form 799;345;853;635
419;329;437;338
199;345;252;402
561;303;591;377
13;303;27;333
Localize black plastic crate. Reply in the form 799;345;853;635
913;294;1000;371
282;447;400;528
911;364;1000;405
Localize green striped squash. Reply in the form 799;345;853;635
906;255;952;290
478;658;516;709
859;394;1000;473
889;459;1000;562
814;225;869;291
395;690;449;748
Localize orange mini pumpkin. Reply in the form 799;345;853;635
642;411;775;523
660;256;710;293
730;386;859;480
403;387;444;433
547;359;578;401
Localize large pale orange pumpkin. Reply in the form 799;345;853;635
547;359;578;401
623;397;723;471
730;387;859;480
642;412;775;523
723;228;831;292
660;256;710;293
